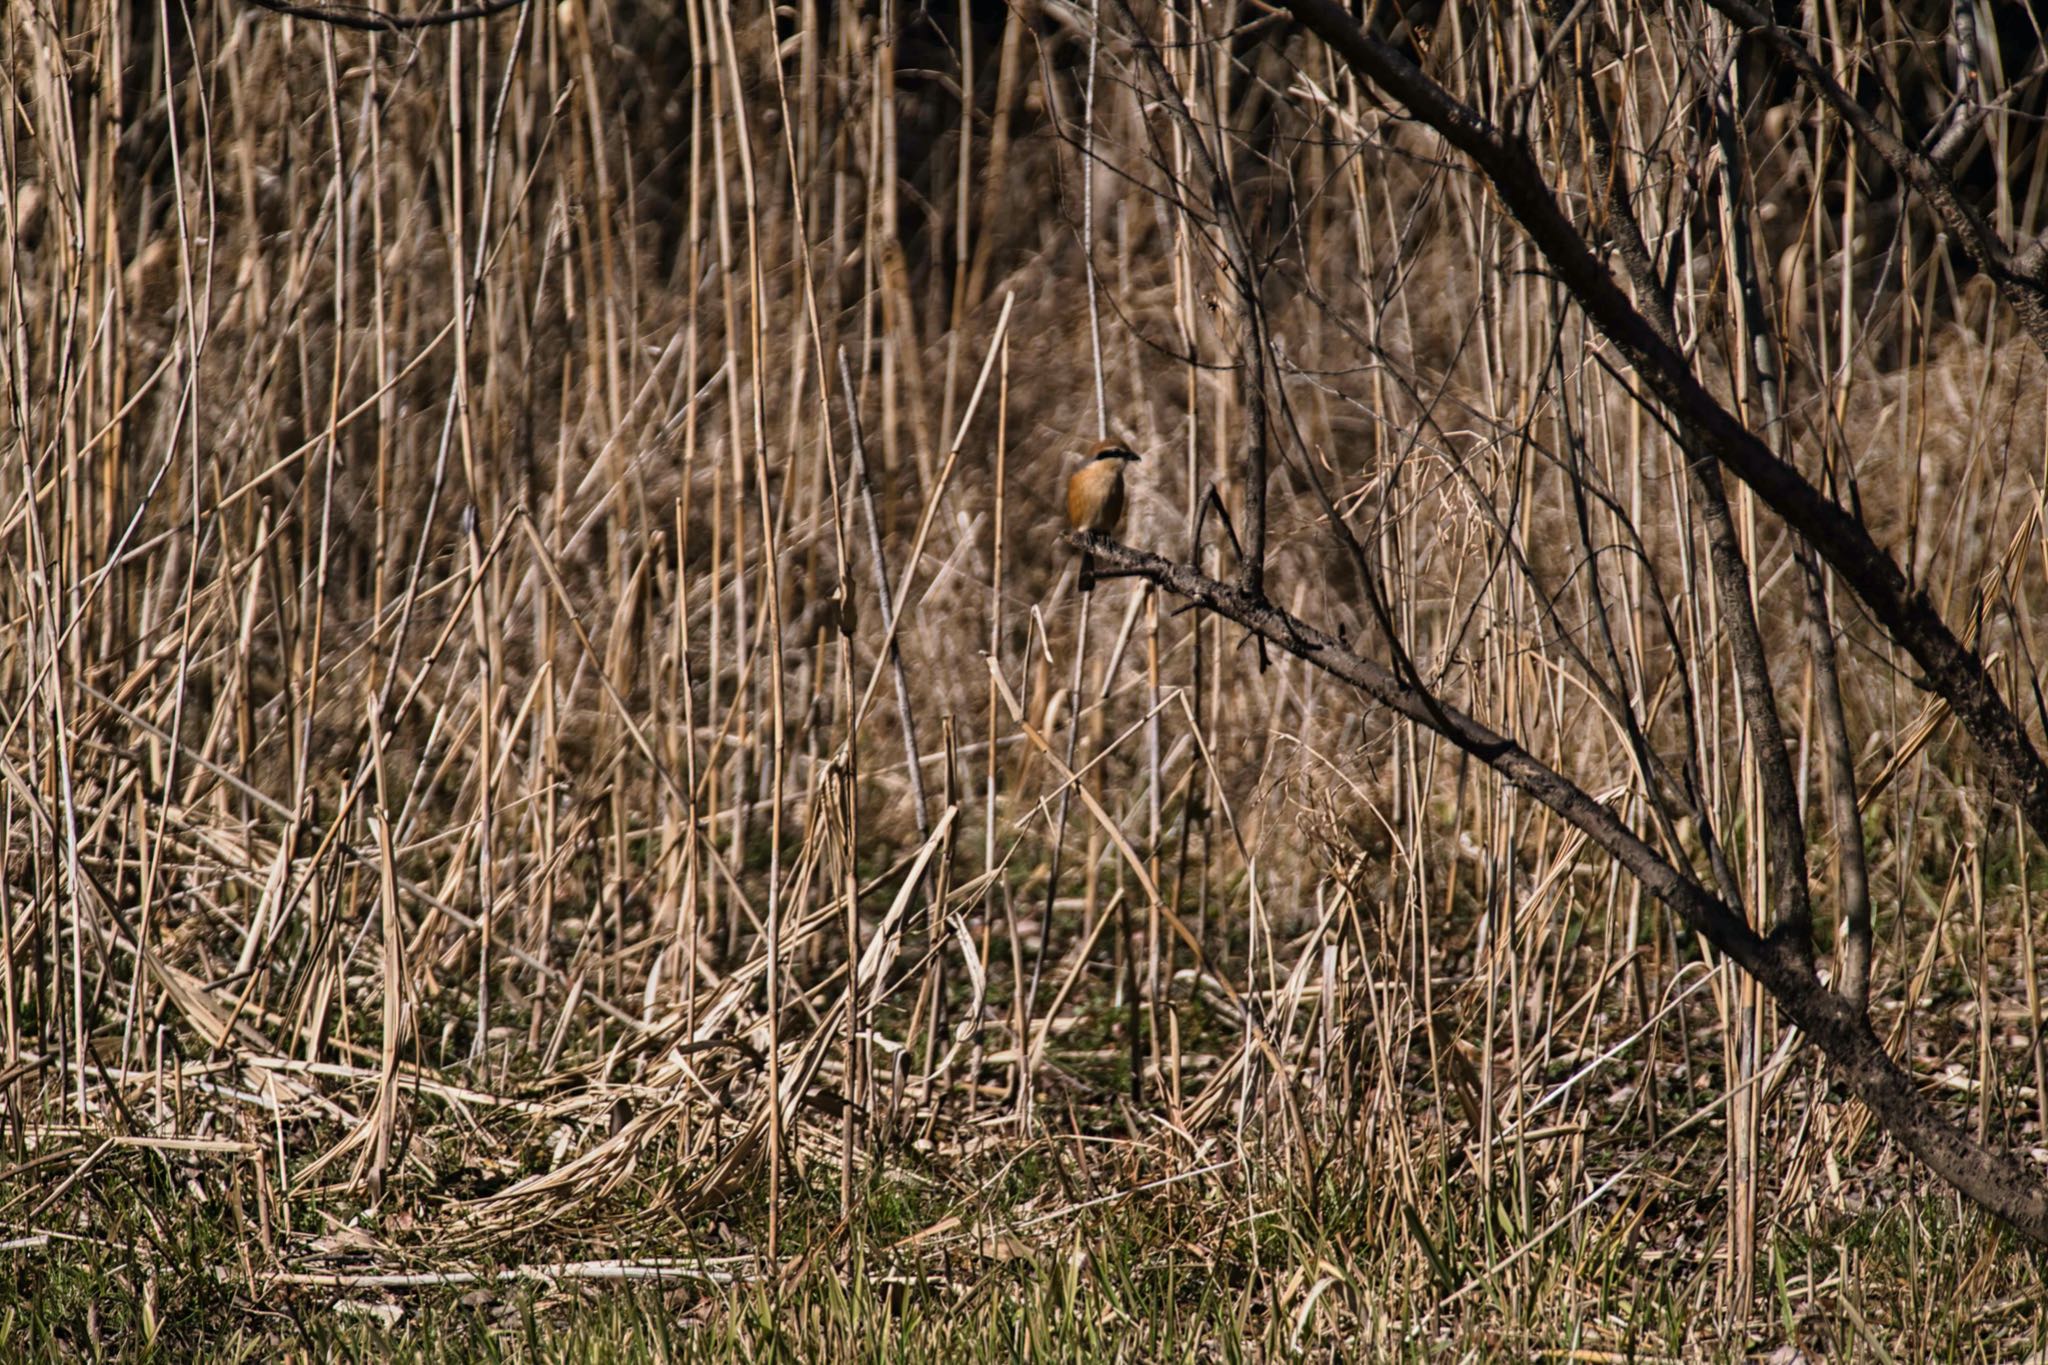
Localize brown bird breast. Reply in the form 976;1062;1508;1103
1066;459;1126;534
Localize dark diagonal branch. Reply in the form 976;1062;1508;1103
1280;0;2048;853
241;0;526;32
1071;529;2048;1243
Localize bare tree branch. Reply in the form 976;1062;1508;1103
239;0;525;33
1073;529;2048;1243
1280;0;2048;854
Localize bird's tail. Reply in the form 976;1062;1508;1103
1079;549;1097;593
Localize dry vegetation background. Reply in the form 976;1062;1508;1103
6;0;2048;1356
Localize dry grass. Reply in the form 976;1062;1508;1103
5;0;2048;1357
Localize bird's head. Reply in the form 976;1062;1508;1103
1087;439;1141;464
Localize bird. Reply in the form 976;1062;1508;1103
1065;439;1141;592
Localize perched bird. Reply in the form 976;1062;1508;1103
1065;439;1141;591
